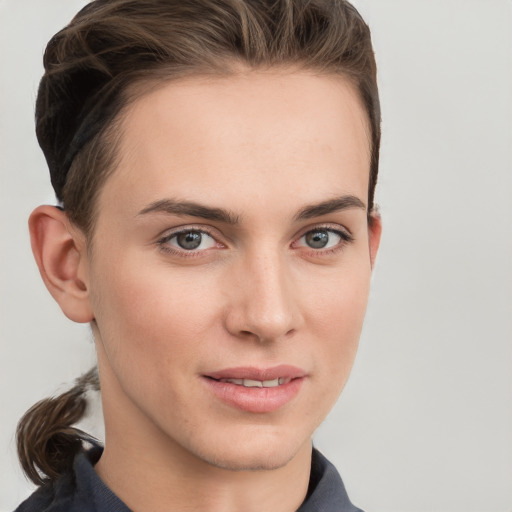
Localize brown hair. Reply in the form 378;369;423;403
17;367;100;485
19;0;381;485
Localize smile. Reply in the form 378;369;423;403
203;365;306;413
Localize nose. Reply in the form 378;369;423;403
223;251;303;343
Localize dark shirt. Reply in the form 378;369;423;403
15;446;363;512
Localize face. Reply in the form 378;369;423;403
83;70;380;471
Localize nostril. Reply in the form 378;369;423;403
239;330;256;339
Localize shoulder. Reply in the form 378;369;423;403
14;471;77;512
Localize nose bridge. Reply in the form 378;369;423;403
226;246;301;341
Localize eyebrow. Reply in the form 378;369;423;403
294;195;366;221
137;194;366;225
137;199;240;225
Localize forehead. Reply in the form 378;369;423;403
98;70;371;220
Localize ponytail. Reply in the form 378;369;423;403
16;367;100;485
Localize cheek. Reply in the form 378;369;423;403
89;256;220;371
305;251;370;333
306;261;371;388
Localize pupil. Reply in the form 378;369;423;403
177;232;202;250
306;230;328;249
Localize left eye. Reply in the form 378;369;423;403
296;229;344;250
165;230;217;251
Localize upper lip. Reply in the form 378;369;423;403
205;365;307;381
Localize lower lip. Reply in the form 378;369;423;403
203;377;305;413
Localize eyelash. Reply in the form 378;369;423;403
156;225;354;258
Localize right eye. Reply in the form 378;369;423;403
159;229;218;253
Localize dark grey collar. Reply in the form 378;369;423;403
297;448;363;512
76;446;363;512
16;445;363;511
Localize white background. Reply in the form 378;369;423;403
1;1;511;511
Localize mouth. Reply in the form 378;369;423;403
205;364;306;382
203;365;306;413
211;377;292;388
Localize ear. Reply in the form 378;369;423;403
367;211;382;269
29;205;94;323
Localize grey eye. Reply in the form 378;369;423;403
305;230;330;249
176;231;202;250
296;228;346;251
166;230;216;251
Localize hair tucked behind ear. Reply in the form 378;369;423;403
16;367;100;486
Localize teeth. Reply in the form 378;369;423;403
243;379;263;388
220;378;290;388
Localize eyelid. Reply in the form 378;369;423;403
293;222;354;242
157;224;219;242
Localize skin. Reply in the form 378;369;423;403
30;69;381;512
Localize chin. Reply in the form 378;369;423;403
200;449;297;472
187;427;310;472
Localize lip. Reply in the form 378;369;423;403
203;365;307;414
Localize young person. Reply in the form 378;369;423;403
15;0;381;510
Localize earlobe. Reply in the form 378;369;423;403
29;205;94;323
368;212;382;269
